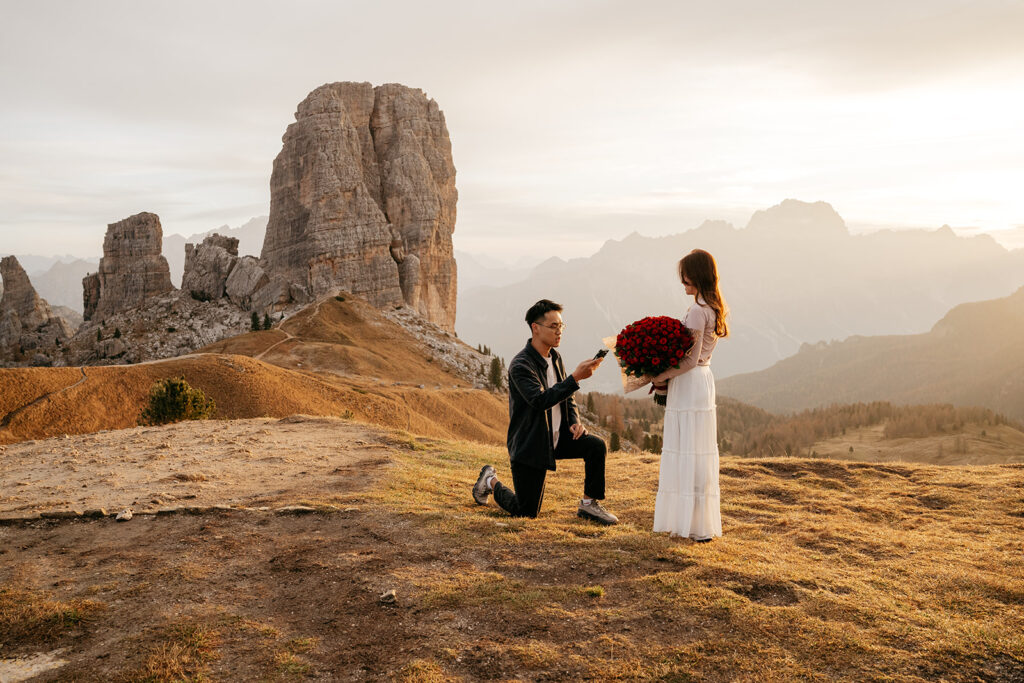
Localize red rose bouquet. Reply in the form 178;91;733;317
607;316;695;405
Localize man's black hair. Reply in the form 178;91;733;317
525;299;563;326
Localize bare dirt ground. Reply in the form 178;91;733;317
2;418;1024;681
1;416;394;518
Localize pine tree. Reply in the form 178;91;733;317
113;327;121;339
250;312;260;331
610;432;621;452
262;313;272;330
488;357;503;390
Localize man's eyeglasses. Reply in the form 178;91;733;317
535;322;566;332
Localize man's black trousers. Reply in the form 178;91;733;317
493;433;606;518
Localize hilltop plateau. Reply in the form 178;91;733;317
1;420;1021;680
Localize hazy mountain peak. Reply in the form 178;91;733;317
531;256;568;277
694;219;737;233
744;199;847;236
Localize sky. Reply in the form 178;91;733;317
1;0;1023;263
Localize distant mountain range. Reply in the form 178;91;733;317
456;200;1024;393
717;286;1024;421
31;258;98;312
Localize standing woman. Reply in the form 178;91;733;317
650;249;729;541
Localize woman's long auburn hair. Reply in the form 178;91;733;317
679;249;729;337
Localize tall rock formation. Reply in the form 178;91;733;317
0;256;72;362
83;212;175;320
182;234;239;302
261;82;458;331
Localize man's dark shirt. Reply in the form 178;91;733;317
506;340;581;471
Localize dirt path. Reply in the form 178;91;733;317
254;330;295;361
0;367;87;429
254;297;329;361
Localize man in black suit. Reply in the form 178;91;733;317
472;299;617;524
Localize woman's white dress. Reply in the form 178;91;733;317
653;303;722;539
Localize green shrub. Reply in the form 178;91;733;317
139;377;216;426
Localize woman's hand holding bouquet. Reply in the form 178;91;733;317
609;316;694;405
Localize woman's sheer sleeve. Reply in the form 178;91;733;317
653;306;707;383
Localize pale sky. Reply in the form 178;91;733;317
2;0;1023;261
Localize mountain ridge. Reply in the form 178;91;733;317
717;286;1024;420
456;200;1024;393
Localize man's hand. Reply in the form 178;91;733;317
570;423;587;440
571;357;603;382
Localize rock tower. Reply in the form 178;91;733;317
83;212;175;320
0;255;72;360
261;82;458;331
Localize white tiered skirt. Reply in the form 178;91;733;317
653;365;722;539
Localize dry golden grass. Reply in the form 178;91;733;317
364;441;1024;681
0;367;83;418
0;585;104;644
0;355;505;446
0;296;506;446
3;418;1022;679
201;295;469;387
114;621;222;683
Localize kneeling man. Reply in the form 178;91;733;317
472;299;617;525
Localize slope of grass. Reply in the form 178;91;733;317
0;354;507;446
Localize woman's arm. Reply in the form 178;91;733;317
651;306;707;384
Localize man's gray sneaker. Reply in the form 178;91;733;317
577;499;618;525
473;465;496;505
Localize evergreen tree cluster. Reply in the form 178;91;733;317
720;399;1019;458
251;312;274;331
579;391;666;453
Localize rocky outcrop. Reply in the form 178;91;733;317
182;234;239;302
61;291;254;366
261;81;458;331
84;212;174;321
0;256;73;363
179;234;302;313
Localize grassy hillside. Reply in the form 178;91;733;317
718;286;1024;421
0;355;507;446
2;423;1022;680
0;296;508;445
200;295;476;386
